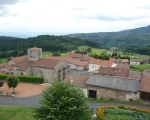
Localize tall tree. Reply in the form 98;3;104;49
34;80;91;120
6;76;20;93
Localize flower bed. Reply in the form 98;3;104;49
96;105;150;120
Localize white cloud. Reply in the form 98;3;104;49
0;0;150;34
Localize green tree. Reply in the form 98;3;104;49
87;47;92;53
34;80;91;120
6;75;20;93
52;51;61;56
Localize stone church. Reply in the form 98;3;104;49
12;47;67;83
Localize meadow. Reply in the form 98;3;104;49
0;106;35;120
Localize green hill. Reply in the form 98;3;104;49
67;25;150;55
0;35;98;59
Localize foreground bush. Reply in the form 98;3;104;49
34;80;91;120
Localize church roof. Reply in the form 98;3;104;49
14;58;62;70
11;55;28;63
68;58;88;67
32;58;61;69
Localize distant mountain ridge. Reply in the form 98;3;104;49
67;25;150;55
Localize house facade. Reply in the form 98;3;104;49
88;58;117;73
67;58;88;71
130;59;142;65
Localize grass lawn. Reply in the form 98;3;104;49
42;51;69;57
79;46;112;55
0;106;35;120
105;113;132;120
0;58;8;63
130;64;150;72
42;51;53;57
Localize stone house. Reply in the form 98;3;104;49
67;58;88;71
0;63;13;74
13;47;67;83
64;74;88;97
141;58;150;64
88;58;102;73
130;59;142;65
86;74;140;101
88;58;117;73
140;69;150;102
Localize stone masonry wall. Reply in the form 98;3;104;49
88;85;140;101
32;67;54;83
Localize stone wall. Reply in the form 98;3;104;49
13;66;21;75
32;67;54;83
87;85;140;101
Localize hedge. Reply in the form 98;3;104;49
0;74;44;83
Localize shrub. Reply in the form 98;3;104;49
0;74;44;83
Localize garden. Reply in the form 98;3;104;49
95;105;150;120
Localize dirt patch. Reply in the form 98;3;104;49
0;82;48;97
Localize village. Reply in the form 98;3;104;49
0;47;149;104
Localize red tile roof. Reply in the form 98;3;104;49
101;60;114;67
117;64;129;68
32;58;61;69
28;47;42;51
140;76;150;93
0;71;8;75
45;56;72;61
67;53;82;58
0;63;7;68
80;55;92;61
68;58;88;67
99;67;129;78
4;64;13;70
110;58;116;61
89;58;103;65
121;59;129;63
0;63;13;70
11;55;28;63
14;58;35;71
64;75;88;88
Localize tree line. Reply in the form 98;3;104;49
0;35;99;59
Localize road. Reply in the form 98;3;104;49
0;94;150;110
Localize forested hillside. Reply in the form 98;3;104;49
67;25;150;55
0;35;99;59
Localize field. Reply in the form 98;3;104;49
0;106;35;120
0;58;8;63
42;51;69;57
130;64;150;72
79;46;149;58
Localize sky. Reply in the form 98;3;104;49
0;0;150;35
